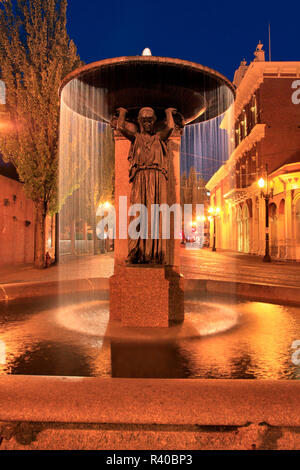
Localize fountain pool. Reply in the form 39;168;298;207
1;292;299;380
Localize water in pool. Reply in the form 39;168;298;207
0;293;300;379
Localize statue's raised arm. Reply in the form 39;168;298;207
158;108;177;141
115;107;136;142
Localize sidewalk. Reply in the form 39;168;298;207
0;249;300;288
181;248;300;288
0;253;114;284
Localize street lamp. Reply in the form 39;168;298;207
197;215;207;223
208;206;220;252
258;172;273;263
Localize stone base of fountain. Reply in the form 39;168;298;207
109;265;184;327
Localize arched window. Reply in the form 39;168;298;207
0;80;6;105
295;199;300;244
278;199;286;258
237;206;243;252
279;199;285;216
242;203;250;253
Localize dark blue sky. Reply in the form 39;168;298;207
67;0;300;82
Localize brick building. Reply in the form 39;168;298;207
206;43;300;261
0;80;55;266
0;161;56;266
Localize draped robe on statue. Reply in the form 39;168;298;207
127;132;168;264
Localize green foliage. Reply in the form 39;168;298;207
0;0;82;213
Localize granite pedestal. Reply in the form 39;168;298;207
110;265;184;327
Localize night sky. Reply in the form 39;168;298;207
3;1;300;181
67;0;300;82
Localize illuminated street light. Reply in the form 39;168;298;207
208;206;220;216
257;167;273;263
103;201;111;210
208;206;220;252
258;177;265;189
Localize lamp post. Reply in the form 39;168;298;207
258;173;273;263
208;207;220;252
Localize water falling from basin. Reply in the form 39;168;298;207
58;55;235;328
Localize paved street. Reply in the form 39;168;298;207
1;248;300;288
0;254;114;284
181;248;300;287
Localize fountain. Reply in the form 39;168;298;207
3;55;300;453
59;54;235;328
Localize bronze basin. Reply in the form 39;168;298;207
60;56;235;124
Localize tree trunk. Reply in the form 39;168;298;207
70;219;76;256
34;200;47;268
91;215;100;255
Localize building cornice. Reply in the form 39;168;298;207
206;165;229;191
223;184;260;205
229;124;266;165
271;162;300;179
206;123;266;192
223;188;248;203
234;61;300;122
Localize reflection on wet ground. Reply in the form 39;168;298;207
0;292;300;379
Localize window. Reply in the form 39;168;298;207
295;199;300;244
0;80;5;105
240;110;247;139
251;96;258;127
235;127;241;146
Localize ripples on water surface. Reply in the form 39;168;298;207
0;293;300;379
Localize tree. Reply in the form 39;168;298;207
0;0;81;267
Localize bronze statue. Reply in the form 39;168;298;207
116;107;177;264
